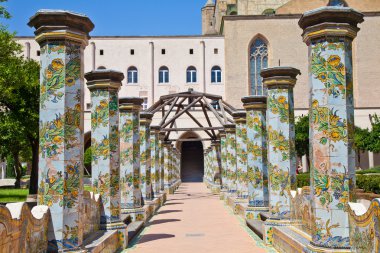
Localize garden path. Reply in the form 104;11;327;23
126;182;274;253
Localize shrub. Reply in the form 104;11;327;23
356;166;380;175
297;173;310;188
356;175;380;194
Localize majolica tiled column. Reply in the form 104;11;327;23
163;141;171;193
242;96;269;220
220;131;228;190
119;97;145;221
299;7;363;251
140;112;153;202
224;124;237;193
233;111;248;199
159;132;166;191
86;70;125;232
261;67;300;245
150;126;161;196
29;10;93;251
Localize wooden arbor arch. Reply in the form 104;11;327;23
146;89;237;141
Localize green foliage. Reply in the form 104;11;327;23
356;174;380;194
297;173;310;188
0;24;40;190
0;0;10;19
84;147;92;174
356;166;380;175
354;126;371;152
369;114;380;153
0;188;28;203
295;115;309;158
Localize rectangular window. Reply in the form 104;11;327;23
214;48;218;54
100;49;104;55
127;71;138;83
190;49;194;55
37;50;40;56
161;49;166;55
86;103;91;110
142;97;148;110
159;70;169;83
130;49;135;55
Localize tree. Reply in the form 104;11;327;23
0;111;29;188
295;115;310;168
0;0;10;19
369;114;380;153
353;126;371;167
0;11;40;191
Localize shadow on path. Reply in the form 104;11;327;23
156;210;183;215
164;202;184;206
148;219;181;226
137;233;175;244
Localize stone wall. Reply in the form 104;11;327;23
0;203;49;253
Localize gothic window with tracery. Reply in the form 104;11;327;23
250;38;268;96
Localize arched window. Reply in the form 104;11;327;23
127;66;138;84
186;66;197;83
211;66;222;83
328;0;347;6
159;66;169;83
250;38;268;95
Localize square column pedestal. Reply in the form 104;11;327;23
29;10;94;252
261;67;300;245
242;96;269;220
299;7;364;252
119;97;146;222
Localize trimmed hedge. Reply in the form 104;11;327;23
296;173;380;194
356;174;380;194
356;166;380;175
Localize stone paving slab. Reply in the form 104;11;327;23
125;182;276;253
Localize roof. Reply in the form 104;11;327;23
276;0;380;15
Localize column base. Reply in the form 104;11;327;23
226;195;248;215
245;206;269;220
121;207;146;222
305;243;351;253
219;189;228;200
264;218;293;245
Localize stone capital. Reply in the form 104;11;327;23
232;110;247;123
298;7;364;44
28;10;94;46
85;69;124;91
150;125;161;133
140;112;153;125
241;96;267;110
223;123;236;133
261;67;301;89
119;97;143;111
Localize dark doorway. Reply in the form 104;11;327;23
181;141;204;182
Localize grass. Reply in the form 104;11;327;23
0;188;29;203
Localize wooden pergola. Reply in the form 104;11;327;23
146;89;237;141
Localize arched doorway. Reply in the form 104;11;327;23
181;141;204;182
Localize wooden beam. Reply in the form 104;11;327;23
150;97;176;114
159;97;179;126
162;127;223;132
218;100;228;124
183;110;214;139
161;97;202;128
164;98;185;139
200;101;217;138
202;97;225;126
168;138;213;142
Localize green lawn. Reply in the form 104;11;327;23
0;188;29;203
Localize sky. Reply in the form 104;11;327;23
2;0;207;36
